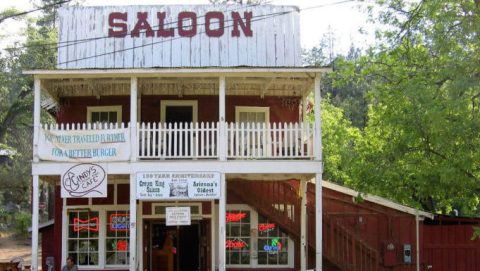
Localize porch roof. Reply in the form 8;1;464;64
24;67;330;79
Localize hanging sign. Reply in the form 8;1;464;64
61;163;107;198
136;172;220;200
38;128;130;162
166;207;191;226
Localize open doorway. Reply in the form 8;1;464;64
148;222;201;271
160;100;198;156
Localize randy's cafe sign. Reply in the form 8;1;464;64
57;5;301;69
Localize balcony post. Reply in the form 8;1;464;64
33;77;41;162
218;173;226;271
219;76;227;161
130;77;138;162
314;73;323;271
129;77;138;271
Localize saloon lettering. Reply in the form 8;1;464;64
108;11;253;38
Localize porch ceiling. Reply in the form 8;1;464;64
41;75;314;100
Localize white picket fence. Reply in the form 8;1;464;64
138;122;313;159
138;122;218;159
40;122;314;160
226;122;313;159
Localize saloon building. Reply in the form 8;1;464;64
28;4;327;271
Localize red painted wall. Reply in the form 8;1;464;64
422;217;480;271
41;225;55;271
57;95;300;124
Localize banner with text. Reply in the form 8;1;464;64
38;128;130;162
166;207;191;226
136;172;221;200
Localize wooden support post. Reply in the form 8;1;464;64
218;173;226;271
300;178;308;270
314;73;323;271
31;175;39;271
219;76;227;161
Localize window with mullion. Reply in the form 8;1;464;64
106;210;130;266
226;210;251;265
67;210;99;266
257;214;289;265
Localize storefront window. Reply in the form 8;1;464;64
257;214;289;265
106;211;130;265
226;210;251;265
68;210;99;266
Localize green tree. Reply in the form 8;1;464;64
340;0;480;215
0;0;69;212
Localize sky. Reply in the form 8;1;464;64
0;0;375;55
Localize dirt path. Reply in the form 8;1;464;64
0;232;35;266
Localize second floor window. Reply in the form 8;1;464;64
235;106;270;124
87;106;122;125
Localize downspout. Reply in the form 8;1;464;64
415;210;420;271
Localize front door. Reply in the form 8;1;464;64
149;223;200;271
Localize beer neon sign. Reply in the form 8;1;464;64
73;217;99;232
258;223;276;233
226;239;248;249
226;212;246;223
263;238;283;253
110;213;129;231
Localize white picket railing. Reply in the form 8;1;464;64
138;122;218;159
226;122;313;159
40;122;314;160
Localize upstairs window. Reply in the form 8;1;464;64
87;106;122;125
235;106;270;124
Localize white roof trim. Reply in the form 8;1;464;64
28;219;54;232
24;67;331;79
322;181;434;219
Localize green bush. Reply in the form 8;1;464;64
14;211;31;238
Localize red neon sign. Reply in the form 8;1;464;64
226;212;246;223
116;240;128;251
226;239;248;249
73;217;99;232
258;223;276;233
109;213;129;231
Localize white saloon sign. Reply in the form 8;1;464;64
136;172;221;200
57;5;301;69
38;128;130;162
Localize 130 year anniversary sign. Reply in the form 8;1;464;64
136;172;220;200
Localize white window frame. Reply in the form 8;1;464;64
235;106;270;123
225;204;294;269
87;105;123;124
160;100;198;123
64;205;130;270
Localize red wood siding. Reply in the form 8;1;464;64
422;219;480;271
57;95;300;124
57;96;130;124
40;225;54;271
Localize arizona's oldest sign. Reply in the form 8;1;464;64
57;5;301;69
136;172;221;200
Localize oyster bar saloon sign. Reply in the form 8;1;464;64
136;172;220;200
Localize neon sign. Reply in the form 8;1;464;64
258;223;276;233
112;240;128;251
226;212;246;223
263;238;283;253
110;213;129;231
226;239;248;249
73;217;99;232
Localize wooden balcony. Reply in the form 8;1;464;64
138;122;314;160
38;122;315;161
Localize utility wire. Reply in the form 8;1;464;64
11;1;269;51
0;0;72;24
